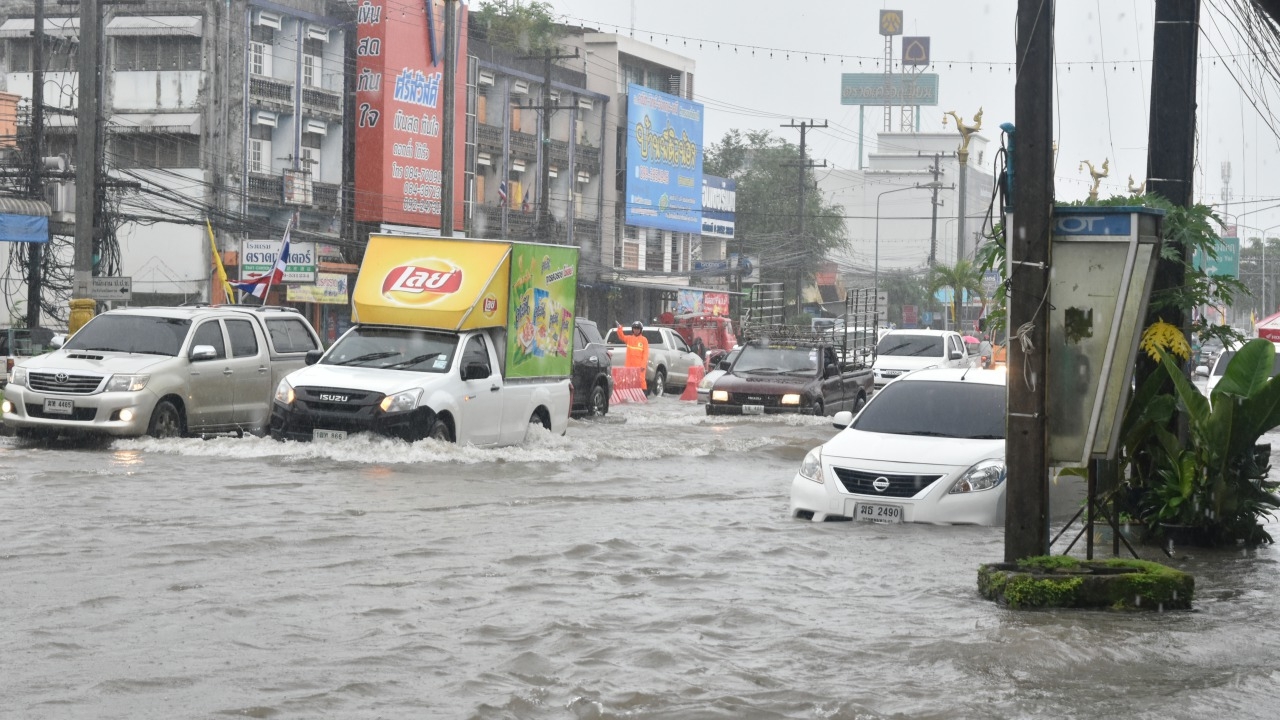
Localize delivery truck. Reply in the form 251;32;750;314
269;235;577;445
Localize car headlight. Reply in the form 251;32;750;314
379;388;423;414
781;393;801;405
711;389;729;402
798;446;823;483
274;378;295;405
949;459;1007;493
10;366;27;387
106;373;149;392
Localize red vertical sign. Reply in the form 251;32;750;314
354;0;467;229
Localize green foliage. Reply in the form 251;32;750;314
880;271;932;327
975;231;1006;338
977;558;1194;610
473;0;562;53
704;130;846;304
927;258;986;331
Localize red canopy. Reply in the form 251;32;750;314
1258;310;1280;341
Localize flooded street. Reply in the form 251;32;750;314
3;397;1280;719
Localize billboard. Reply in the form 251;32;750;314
702;175;736;238
506;244;579;379
625;84;704;233
1193;236;1240;278
840;73;939;106
354;0;467;229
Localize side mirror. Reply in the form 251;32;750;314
305;348;325;366
1194;365;1209;377
462;362;490;381
832;410;854;429
718;360;731;371
51;334;66;349
950;350;963;360
190;344;217;361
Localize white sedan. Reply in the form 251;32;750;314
790;367;1007;525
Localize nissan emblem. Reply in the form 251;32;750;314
872;476;891;492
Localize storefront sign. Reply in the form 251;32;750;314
286;272;350;305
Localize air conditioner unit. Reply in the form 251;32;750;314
577;97;594;112
512;160;526;173
254;10;282;30
305;119;327;135
253;110;278;127
549;90;560;103
512;79;529;95
478;70;495;87
306;24;329;42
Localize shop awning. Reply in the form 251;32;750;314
0;17;78;38
0;195;51;243
109;113;202;134
104;16;202;36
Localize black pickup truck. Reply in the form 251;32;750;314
704;339;874;416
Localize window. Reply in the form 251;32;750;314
302;53;322;87
461;335;490;375
248;127;271;174
113;134;201;169
191;321;227;359
226;319;260;358
300;134;321;178
115;36;201;71
9;38;78;72
249;41;269;76
265;318;319;353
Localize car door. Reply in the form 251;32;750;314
457;333;503;446
186;319;231;430
667;331;699;386
571;326;599;412
225;318;273;431
817;347;845;413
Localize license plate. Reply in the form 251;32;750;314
43;398;74;415
313;428;347;441
742;404;764;415
857;502;903;523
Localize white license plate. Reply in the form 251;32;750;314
742;404;764;415
856;502;903;523
43;398;74;415
313;428;347;441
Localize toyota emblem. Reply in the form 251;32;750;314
872;476;891;492
54;372;68;384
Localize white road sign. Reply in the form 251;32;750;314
90;276;132;301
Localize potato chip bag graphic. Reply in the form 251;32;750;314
557;309;573;356
532;289;549;357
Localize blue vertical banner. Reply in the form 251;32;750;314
701;174;736;238
625;84;704;233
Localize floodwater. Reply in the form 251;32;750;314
2;397;1279;719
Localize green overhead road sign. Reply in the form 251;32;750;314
1193;236;1240;278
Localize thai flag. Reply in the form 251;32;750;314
522;191;531;213
498;181;508;207
233;220;293;300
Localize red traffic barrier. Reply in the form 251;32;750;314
610;366;647;405
680;364;704;401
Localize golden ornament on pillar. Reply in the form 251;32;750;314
1078;158;1110;201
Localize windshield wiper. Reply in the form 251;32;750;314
905;430;951;437
742;367;781;374
965;434;1004;439
332;351;400;366
387;352;441;368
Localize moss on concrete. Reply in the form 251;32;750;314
977;556;1193;611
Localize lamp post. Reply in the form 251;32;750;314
876;182;943;326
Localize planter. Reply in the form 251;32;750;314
978;556;1194;611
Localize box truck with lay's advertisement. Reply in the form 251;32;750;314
269;235;578;445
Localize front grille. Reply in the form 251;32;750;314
727;392;782;407
25;403;98;421
296;386;382;414
833;467;944;498
28;371;104;394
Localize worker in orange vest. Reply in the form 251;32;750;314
616;320;650;392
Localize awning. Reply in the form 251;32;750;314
0;196;51;244
109;113;202;134
0;197;51;216
0;17;78;38
105;16;202;37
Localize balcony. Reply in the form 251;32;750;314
478;123;503;152
245;173;341;215
250;75;294;110
509;130;536;157
302;86;343;119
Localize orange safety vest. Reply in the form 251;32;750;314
617;325;650;390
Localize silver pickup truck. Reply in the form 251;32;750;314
2;305;321;439
604;324;704;396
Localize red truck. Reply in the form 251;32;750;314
658;313;738;368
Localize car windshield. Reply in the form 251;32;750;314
852;379;1006;439
1212;350;1280;377
877;334;943;357
733;345;819;375
321;327;457;372
62;315;191;356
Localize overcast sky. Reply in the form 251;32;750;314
546;0;1280;237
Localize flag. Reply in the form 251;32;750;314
522;190;531;213
206;219;236;303
233;218;293;300
497;180;508;207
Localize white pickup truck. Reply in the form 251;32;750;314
605;324;704;396
269;324;570;445
871;328;978;387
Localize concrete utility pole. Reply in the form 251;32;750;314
781;119;827;315
440;0;457;237
923;152;944;268
515;48;579;243
1005;0;1055;562
71;0;102;334
25;0;44;329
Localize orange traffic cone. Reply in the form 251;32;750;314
680;365;704;401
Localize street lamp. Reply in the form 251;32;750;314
876;182;943;324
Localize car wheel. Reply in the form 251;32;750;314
651;368;667;397
588;382;609;416
147;400;184;439
813;399;824;417
426;416;453;443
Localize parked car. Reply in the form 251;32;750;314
1;326;59;389
790;367;1007;525
696;346;741;403
1197;339;1280;397
571;318;612;417
2;305;322;439
872;329;976;388
604;324;703;396
705;340;873;416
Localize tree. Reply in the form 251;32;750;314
927;258;986;332
704;130;846;311
880;270;931;328
472;1;562;53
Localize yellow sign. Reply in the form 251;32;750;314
352;235;511;330
286;272;350;305
879;10;903;36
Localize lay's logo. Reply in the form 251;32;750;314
382;264;463;298
482;294;498;315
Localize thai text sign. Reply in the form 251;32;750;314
354;0;467;229
286;272;350;305
1193;236;1240;279
840;73;939;106
702;175;736;238
625;84;704;233
240;239;316;283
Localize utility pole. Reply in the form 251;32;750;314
1006;0;1054;562
71;0;102;334
440;0;457;237
25;0;44;329
923;152;944;268
782;119;827;315
515;48;580;243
